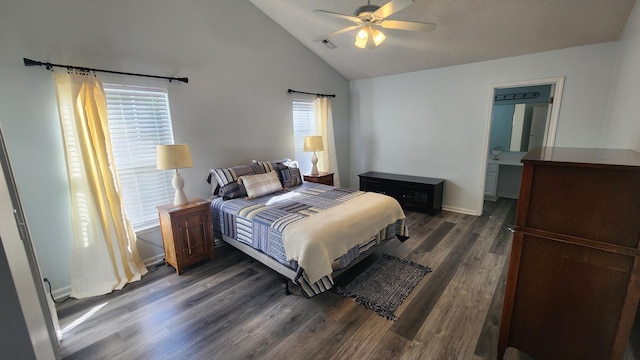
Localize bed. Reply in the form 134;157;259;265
207;160;408;298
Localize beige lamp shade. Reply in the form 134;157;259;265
303;136;324;152
156;144;193;170
304;136;323;175
156;144;193;205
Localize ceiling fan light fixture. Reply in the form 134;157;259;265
355;27;369;48
317;0;433;50
371;28;386;46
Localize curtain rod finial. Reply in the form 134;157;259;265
23;58;42;67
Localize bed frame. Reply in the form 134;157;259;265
219;233;397;295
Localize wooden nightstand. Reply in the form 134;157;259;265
157;198;215;274
303;172;334;186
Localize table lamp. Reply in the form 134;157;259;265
304;135;323;175
156;144;193;205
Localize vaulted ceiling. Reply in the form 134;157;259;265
250;0;636;80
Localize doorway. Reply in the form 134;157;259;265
490;84;553;152
0;127;59;358
481;77;565;209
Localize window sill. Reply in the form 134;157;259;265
135;224;160;236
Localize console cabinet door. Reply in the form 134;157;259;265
398;185;431;213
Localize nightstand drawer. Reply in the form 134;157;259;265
303;172;334;186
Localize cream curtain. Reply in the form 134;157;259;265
54;71;147;298
314;97;341;187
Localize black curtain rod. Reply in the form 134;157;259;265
287;88;335;98
23;58;188;84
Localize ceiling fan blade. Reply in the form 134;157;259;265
373;0;414;20
314;25;361;41
314;10;362;24
380;19;436;32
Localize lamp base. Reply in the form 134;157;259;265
310;152;319;175
172;171;188;205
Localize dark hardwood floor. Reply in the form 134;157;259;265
55;199;639;360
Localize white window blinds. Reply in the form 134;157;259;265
103;84;175;231
292;99;316;175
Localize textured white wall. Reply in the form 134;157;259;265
350;42;619;215
0;0;349;294
604;1;640;152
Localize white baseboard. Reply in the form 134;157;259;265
51;285;71;302
442;205;480;216
498;192;519;199
50;254;165;302
143;254;165;267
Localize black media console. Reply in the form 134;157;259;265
358;171;444;215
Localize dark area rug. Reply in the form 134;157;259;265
337;253;432;320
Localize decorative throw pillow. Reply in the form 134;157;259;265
238;170;283;199
211;164;257;188
278;165;302;188
250;161;274;174
219;181;248;200
206;170;219;196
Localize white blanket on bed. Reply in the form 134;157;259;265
282;191;406;284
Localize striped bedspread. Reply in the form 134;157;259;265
210;182;408;297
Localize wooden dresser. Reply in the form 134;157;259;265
157;198;215;274
498;147;640;360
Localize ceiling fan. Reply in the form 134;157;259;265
315;0;436;49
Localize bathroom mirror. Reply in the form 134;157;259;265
489;85;552;153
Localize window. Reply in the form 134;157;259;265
292;98;316;175
104;84;175;231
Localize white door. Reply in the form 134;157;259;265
0;128;59;359
528;105;549;150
